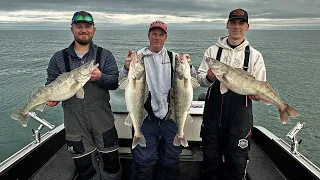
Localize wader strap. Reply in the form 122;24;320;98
215;45;250;71
243;45;250;71
216;47;223;61
63;46;103;72
63;48;70;72
167;50;173;86
96;46;102;68
167;50;173;107
166;50;174;119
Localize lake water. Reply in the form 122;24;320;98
0;30;319;167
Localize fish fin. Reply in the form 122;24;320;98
143;110;148;120
236;68;253;76
11;110;28;127
169;108;176;122
144;84;149;103
191;77;200;88
164;88;175;121
278;104;300;124
29;87;42;99
220;83;228;94
132;134;146;149
164;109;174;121
76;87;85;99
260;98;271;105
164;93;173;121
285;104;299;117
35;103;46;112
124;114;133;126
279;108;289;124
119;78;129;90
173;135;188;147
164;111;171;121
263;81;279;96
186;113;193;123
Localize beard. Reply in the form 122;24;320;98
75;36;92;45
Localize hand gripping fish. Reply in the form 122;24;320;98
11;60;99;127
206;57;299;124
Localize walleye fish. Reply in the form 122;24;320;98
119;52;147;149
11;60;99;127
206;57;299;124
167;53;199;147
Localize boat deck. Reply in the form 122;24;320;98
30;138;286;180
1;110;319;180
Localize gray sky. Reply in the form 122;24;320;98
1;0;320;30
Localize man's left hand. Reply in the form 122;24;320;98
248;95;260;101
90;68;102;81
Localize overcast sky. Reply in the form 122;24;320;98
1;0;320;30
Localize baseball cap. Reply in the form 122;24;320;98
149;20;168;33
71;11;94;24
228;8;248;22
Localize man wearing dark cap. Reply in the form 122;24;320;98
46;11;122;180
197;8;267;179
119;20;196;180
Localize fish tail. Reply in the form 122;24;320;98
173;135;189;147
278;104;299;124
132;134;146;149
10;110;28;127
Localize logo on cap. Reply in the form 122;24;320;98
149;20;168;33
228;8;248;22
232;9;245;16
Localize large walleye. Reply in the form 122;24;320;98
167;53;199;147
11;60;99;127
206;57;299;124
119;52;147;149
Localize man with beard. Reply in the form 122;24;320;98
46;11;121;180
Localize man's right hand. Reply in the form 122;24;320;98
207;68;217;82
46;101;60;107
124;49;133;71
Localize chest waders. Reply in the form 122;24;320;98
62;47;121;180
200;45;253;180
131;51;181;180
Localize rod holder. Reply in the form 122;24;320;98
28;111;55;144
286;121;306;154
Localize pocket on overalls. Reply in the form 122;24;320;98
102;126;119;148
229;125;252;152
65;134;85;154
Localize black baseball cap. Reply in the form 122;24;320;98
228;8;248;22
71;11;94;24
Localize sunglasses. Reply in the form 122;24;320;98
72;12;94;23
